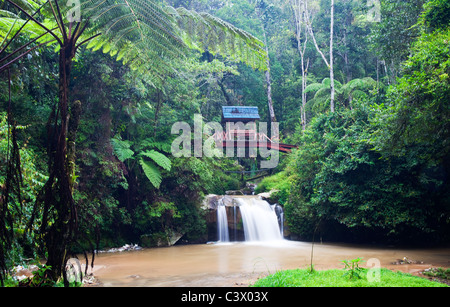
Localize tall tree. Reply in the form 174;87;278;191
255;0;277;125
306;0;335;112
370;0;426;84
290;0;310;130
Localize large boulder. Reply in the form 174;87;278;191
258;189;279;203
225;190;244;195
202;194;221;210
140;231;184;247
222;195;234;207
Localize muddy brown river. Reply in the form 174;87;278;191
89;241;450;287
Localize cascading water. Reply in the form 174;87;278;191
275;204;284;237
234;197;284;242
217;201;230;242
233;206;237;241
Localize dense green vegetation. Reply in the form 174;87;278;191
256;0;450;244
0;0;449;286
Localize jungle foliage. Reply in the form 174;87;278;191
0;0;449;286
258;0;450;244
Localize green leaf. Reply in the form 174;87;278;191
139;159;162;189
141;150;171;171
140;138;172;153
304;83;323;94
111;138;134;162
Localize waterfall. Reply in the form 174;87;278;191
233;206;237;241
234;197;283;242
213;196;284;243
217;202;230;242
275;204;284;237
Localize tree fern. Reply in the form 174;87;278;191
305;77;379;114
304;82;324;94
305;78;343;99
341;77;377;98
2;0;266;81
0;0;268;281
305;78;342;114
111;136;171;188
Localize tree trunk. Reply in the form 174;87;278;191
329;0;335;113
265;69;276;124
307;0;335;113
154;89;163;137
68;100;82;188
259;19;276;124
301;57;309;131
42;41;78;283
291;0;310;130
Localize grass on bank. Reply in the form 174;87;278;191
252;268;448;287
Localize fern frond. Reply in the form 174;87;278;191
304;83;323;94
171;7;267;71
140;138;172;153
80;0;186;80
141;150;171;171
341;77;377;97
314;87;330;99
351;89;368;99
111;138;135;162
139;158;162;189
0;16;56;45
8;0;42;13
321;77;342;89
